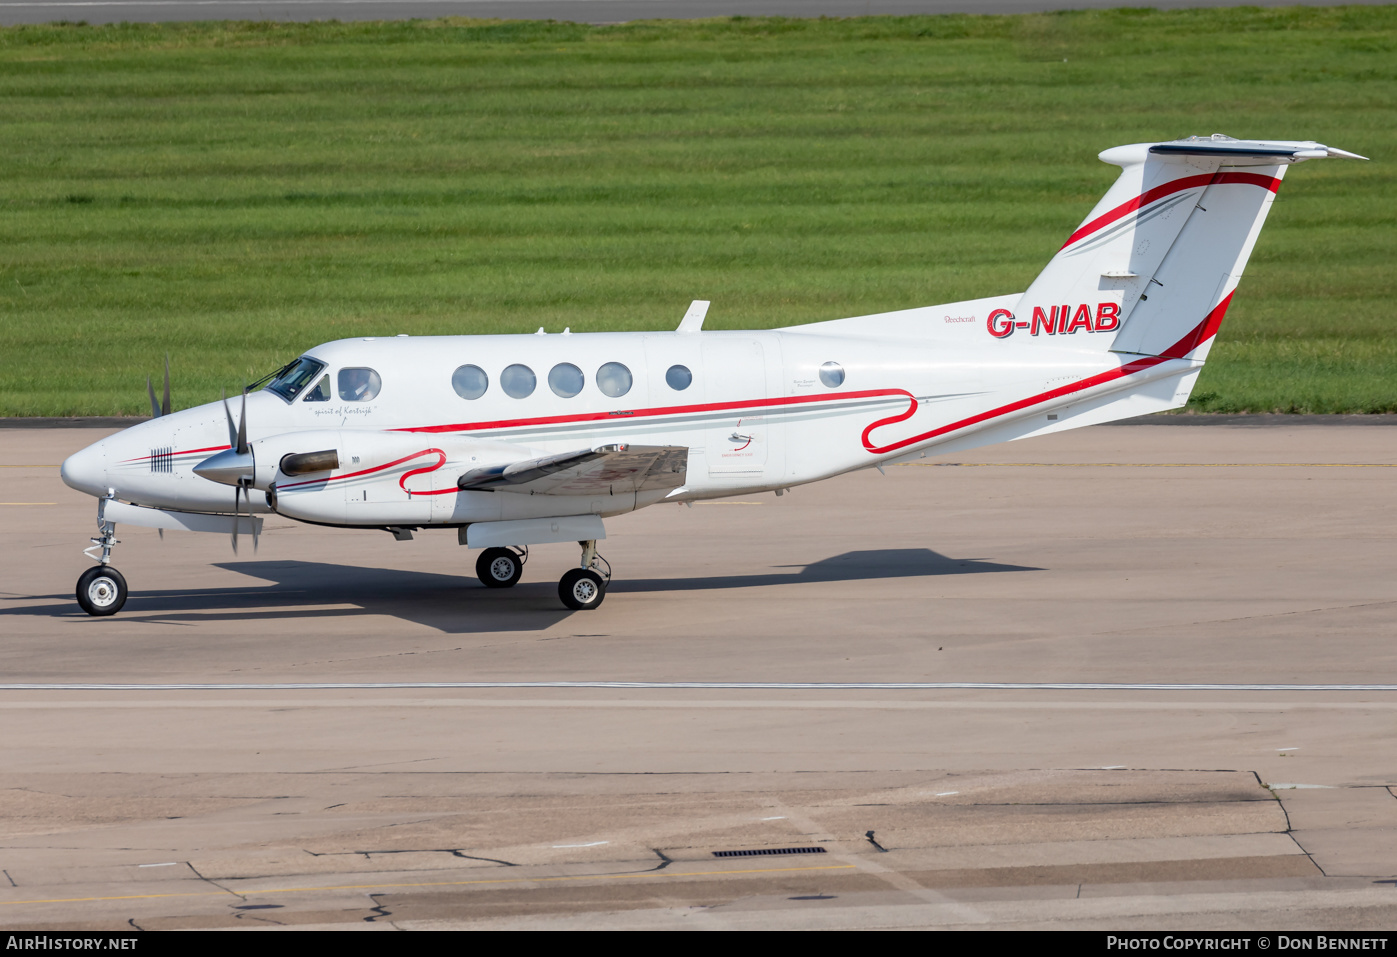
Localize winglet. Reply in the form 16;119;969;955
677;300;709;334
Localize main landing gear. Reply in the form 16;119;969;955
475;540;610;610
559;539;609;611
476;546;527;588
77;515;127;616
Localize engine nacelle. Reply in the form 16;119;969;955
256;429;546;527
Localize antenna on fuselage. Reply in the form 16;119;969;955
677;300;709;334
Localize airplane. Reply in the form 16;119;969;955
59;134;1365;616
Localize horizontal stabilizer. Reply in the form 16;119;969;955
457;444;688;495
1148;137;1368;166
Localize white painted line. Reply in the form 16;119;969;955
552;842;608;848
1100;765;1127;770
138;862;178;868
761;816;786;821
934;792;959;797
2;682;1395;692
1277;747;1300;751
1269;784;1334;790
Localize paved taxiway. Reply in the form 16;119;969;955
2;420;1396;929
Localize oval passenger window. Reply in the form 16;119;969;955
338;368;382;402
665;364;692;392
819;361;845;389
596;362;632;398
452;364;489;400
548;363;584;398
501;364;536;399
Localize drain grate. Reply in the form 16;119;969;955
712;846;827;859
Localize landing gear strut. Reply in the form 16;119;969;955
77;509;127;616
559;539;609;611
476;546;526;588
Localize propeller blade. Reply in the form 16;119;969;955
221;390;237;449
251;495;260;554
147;376;161;419
236;390;248;455
231;485;240;555
161;354;172;417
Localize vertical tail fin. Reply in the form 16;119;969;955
1017;135;1364;361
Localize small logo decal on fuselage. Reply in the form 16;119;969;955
987;304;1121;339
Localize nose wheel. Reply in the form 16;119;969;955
77;565;128;616
558;539;609;610
77;509;128;616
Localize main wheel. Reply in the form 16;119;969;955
476;547;523;588
76;565;128;617
558;568;606;611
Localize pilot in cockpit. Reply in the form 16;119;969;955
340;368;374;401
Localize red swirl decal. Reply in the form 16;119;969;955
399;448;456;496
279;447;457;494
859;391;919;453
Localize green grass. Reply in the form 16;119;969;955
0;8;1393;415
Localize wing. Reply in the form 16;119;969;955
456;444;687;495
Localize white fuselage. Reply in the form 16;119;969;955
61;310;1194;532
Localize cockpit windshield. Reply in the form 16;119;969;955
264;357;327;402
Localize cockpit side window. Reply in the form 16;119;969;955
303;375;332;402
338;367;382;402
265;357;327;402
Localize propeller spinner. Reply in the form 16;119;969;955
191;389;258;554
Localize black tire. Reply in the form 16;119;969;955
476;547;523;588
558;568;606;611
76;565;128;617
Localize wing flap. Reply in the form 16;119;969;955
457;444;688;495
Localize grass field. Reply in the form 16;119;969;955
1;7;1393;416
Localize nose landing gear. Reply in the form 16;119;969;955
77;565;127;616
77;511;127;616
559;539;609;611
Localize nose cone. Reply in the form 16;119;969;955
193;448;254;487
61;441;109;497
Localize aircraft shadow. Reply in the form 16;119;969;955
612;548;1038;593
5;549;1036;634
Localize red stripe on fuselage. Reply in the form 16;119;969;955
392;389;913;437
1061;171;1281;251
121;444;231;465
383;296;1233;462
292;296;1235;481
860;294;1235;454
278;447;446;492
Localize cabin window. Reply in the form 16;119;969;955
304;375;332;402
452;364;489;400
819;361;845;388
548;362;584;398
265;356;326;402
665;364;692;392
338;367;382;402
501;364;536;399
596;362;632;398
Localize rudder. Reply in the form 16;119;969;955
1013;135;1363;361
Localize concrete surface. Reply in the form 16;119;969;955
1;422;1395;929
